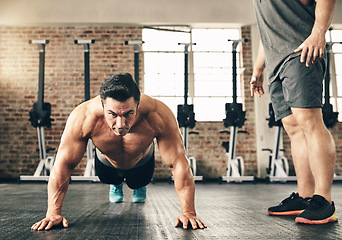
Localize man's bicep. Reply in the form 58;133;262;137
56;135;88;170
157;129;187;169
54;117;88;171
155;99;187;167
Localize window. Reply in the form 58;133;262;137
326;29;342;121
143;27;242;121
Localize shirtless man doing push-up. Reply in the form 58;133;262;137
31;73;206;231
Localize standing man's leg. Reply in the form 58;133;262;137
275;108;338;224
267;57;337;223
272;55;337;223
267;78;313;216
281;114;315;199
290;108;336;203
290;107;337;224
268;111;315;216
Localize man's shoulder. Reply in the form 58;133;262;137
139;94;176;134
140;94;170;117
72;95;102;116
68;96;103;135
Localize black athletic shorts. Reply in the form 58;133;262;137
95;143;155;189
269;56;326;121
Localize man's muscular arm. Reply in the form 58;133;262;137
250;40;265;98
154;100;206;229
31;105;89;231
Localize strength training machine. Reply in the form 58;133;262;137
173;43;203;182
220;39;254;183
71;39;100;182
20;40;55;181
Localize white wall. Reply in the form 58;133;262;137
0;0;256;26
1;0;341;27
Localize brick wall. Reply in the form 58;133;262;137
0;25;142;178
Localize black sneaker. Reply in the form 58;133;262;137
295;195;338;224
268;192;309;216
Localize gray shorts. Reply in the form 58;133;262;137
268;56;325;121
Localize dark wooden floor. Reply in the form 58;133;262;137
1;181;341;240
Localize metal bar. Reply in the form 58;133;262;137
229;39;247;106
125;41;144;86
29;40;49;116
37;126;47;161
84;45;90;101
270;126;282;177
143;25;191;33
134;45;140;87
178;43;196;105
19;176;50;181
229;126;237;161
178;43;196;154
34;126;47;176
232;49;237;105
37;44;46;116
184;45;189;105
74;40;95;101
183;127;189;153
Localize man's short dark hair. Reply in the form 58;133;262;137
100;73;141;104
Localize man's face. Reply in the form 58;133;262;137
102;97;138;136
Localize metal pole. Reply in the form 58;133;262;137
228;39;247;106
74;40;95;101
125;40;144;87
184;45;189;105
38;45;45;113
30;40;49;118
75;40;96;177
30;40;49;176
270;126;282;177
178;43;196;152
84;44;90;101
232;46;237;105
134;44;140;87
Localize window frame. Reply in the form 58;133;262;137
142;27;244;122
